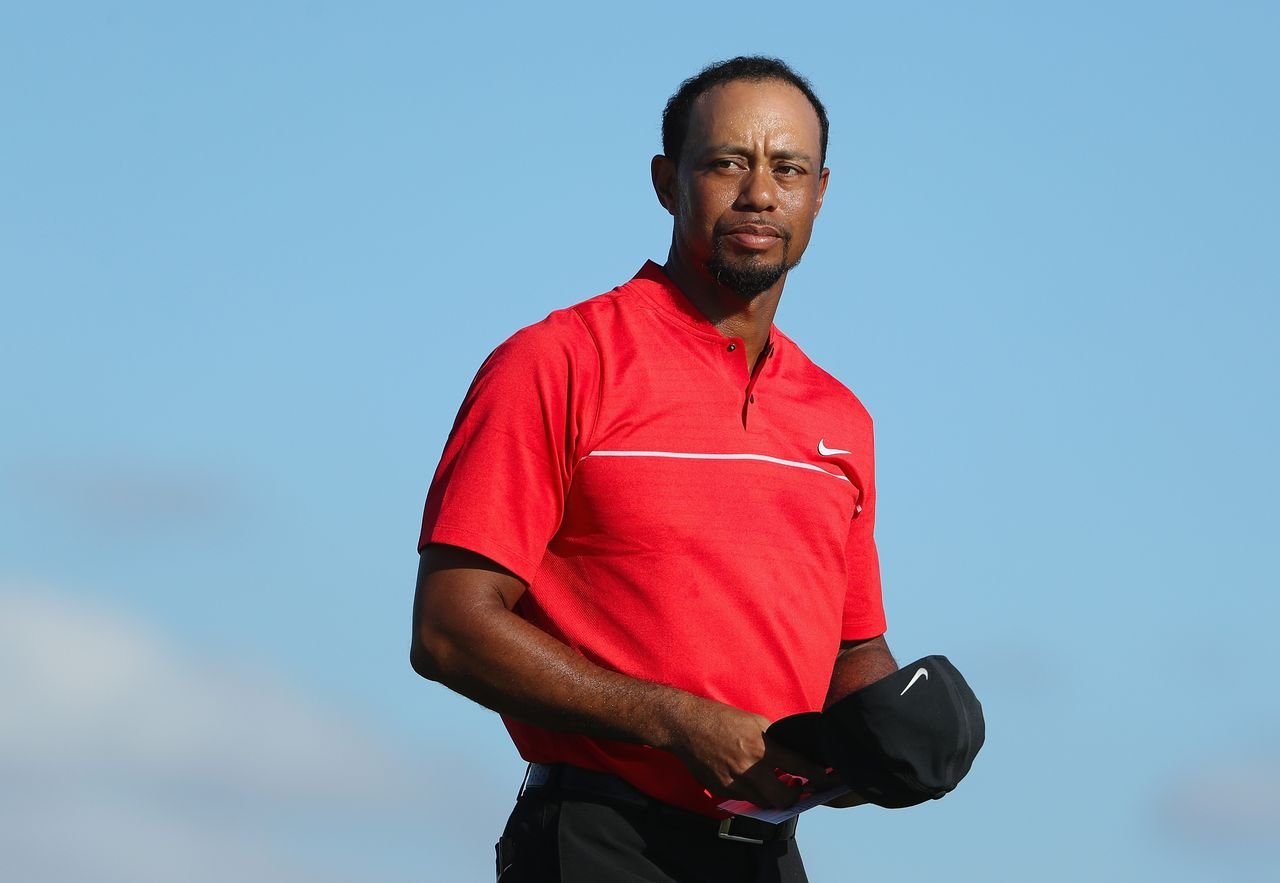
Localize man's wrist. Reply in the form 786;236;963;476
644;685;697;752
645;687;684;751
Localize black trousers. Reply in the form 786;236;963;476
495;791;809;883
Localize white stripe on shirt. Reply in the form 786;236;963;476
584;450;849;482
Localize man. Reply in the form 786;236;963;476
411;56;898;882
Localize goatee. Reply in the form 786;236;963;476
706;239;800;300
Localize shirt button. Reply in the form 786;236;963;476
727;343;737;352
749;394;756;404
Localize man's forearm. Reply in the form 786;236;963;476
414;592;696;752
411;548;833;808
824;635;897;708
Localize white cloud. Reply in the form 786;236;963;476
1158;761;1280;848
0;587;403;805
9;459;236;530
0;584;497;882
0;791;340;883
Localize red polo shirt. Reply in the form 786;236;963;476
419;262;885;816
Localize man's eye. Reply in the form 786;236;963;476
776;165;802;176
713;159;744;170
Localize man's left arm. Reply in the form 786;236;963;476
822;635;897;808
825;634;897;708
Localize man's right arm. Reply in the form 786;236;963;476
410;543;832;809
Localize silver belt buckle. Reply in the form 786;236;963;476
717;817;766;845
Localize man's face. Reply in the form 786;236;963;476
658;78;829;299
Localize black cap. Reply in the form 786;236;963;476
768;655;985;808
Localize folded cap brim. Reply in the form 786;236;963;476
766;711;826;766
766;655;984;809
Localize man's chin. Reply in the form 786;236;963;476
706;256;794;300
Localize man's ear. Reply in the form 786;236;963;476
814;167;830;219
651;154;678;216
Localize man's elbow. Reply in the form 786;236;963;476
409;626;452;683
409;641;440;682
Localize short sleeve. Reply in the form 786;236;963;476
418;311;600;583
841;424;887;640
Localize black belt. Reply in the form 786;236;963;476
520;762;799;846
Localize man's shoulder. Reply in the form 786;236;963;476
485;306;594;371
481;274;641;371
494;270;653;355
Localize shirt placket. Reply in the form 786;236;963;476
728;339;775;429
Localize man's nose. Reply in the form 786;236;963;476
734;165;778;212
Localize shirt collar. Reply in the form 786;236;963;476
627;260;783;352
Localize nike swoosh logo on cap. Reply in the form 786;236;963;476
900;667;929;695
817;439;851;456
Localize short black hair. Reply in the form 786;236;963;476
661;56;830;167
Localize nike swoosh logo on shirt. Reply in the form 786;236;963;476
900;668;929;696
817;440;852;456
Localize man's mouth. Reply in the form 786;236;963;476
720;223;786;252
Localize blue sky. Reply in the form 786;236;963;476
2;2;1277;881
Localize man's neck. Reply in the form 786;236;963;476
662;252;783;371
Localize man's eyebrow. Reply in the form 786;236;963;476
702;144;815;164
772;148;815;164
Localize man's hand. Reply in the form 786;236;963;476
662;694;839;809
